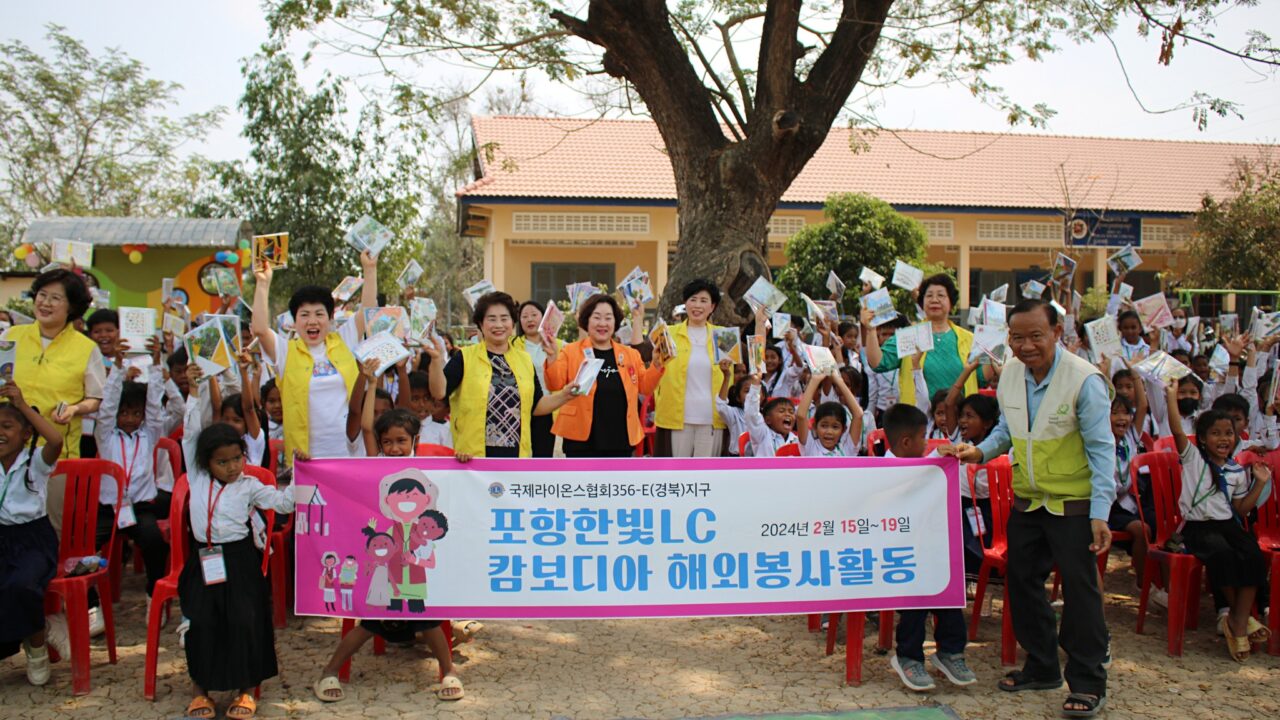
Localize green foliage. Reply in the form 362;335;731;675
0;24;223;258
1183;155;1280;291
774;193;934;318
188;50;426;305
1078;286;1110;321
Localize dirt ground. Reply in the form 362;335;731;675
3;555;1278;720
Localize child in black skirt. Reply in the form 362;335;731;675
1167;381;1272;662
180;422;294;718
0;381;64;686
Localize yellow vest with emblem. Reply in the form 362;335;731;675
653;321;726;430
996;349;1107;514
896;322;977;407
450;343;535;457
8;323;97;459
282;333;358;466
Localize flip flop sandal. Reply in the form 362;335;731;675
436;674;465;701
227;693;257;719
998;670;1063;692
459;621;484;639
1062;693;1106;718
1222;623;1250;662
1246;617;1272;644
314;675;345;703
185;695;216;719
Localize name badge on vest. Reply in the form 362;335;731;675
199;547;227;586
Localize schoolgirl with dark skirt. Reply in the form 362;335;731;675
0;381;64;686
180;421;294;719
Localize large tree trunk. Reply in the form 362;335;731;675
553;0;893;323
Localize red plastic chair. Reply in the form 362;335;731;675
926;438;950;454
819;610;894;685
338;618;455;682
978;387;997;398
46;459;127;696
737;431;750;457
241;465;285;629
1248;448;1280;655
264;439;293;627
1153;435;1193;454
415;443;455;457
866;428;887;457
967;456;1018;666
144;474;190;700
639;394;656;457
775;442;801;457
1133;451;1203;656
267;438;285;478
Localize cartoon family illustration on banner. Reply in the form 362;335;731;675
298;468;449;618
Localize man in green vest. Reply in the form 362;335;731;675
948;299;1115;718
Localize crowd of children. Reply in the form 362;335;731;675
1;252;1279;719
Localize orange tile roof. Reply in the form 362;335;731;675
461;115;1273;213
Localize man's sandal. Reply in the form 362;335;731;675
1246;617;1272;644
314;675;345;703
436;673;465;701
456;620;484;643
227;693;257;719
1062;693;1106;718
185;695;216;719
997;670;1063;692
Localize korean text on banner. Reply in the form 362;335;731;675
292;457;964;620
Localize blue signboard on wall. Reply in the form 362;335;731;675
1065;212;1141;247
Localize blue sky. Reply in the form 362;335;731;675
5;1;1277;164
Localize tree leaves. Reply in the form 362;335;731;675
1182;155;1280;291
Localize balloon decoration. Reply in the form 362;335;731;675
12;243;42;268
121;243;149;264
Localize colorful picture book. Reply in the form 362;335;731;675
713;327;742;364
162;311;187;337
184;319;234;376
967;324;1008;365
863;288;897;327
1050;253;1077;287
50;238;93;267
118;307;156;353
408;298;438;342
618;266;655;306
275;311;295;336
396;259;424;287
210;314;243;354
981;298;1007;328
744;276;788;315
539;302;565;341
252;233;289;269
344;215;394;258
1134;293;1174;331
800;293;838;328
362;306;408;339
891;261;924;291
1084;316;1122;363
1020;279;1047;300
649;320;677;359
747;336;767;375
803;344;839;375
565;281;599;313
209;265;240;297
464;279;497;309
859;267;886;290
332;276;364;303
895;322;935;357
1107;245;1142;276
571;358;605;395
1132;350;1192;383
771;312;791;340
826;271;846;301
353;332;411;377
989;284;1009;304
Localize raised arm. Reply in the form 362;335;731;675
251;263;277;363
1165;379;1189;455
1;383;63;466
795;373;823;446
831;371;865;447
358;358;381;456
860;305;884;371
394;359;412;410
424;336;448;400
356;250;378;338
946;359;980;418
237;351;262;441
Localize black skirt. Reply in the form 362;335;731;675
1182;519;1268;590
178;537;278;691
0;517;58;659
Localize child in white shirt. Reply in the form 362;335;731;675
794;369;863;457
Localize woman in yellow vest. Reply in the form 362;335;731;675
251;253;376;464
862;274;991;410
511;300;563;457
4;269;102;459
425;292;576;458
648;279;729;457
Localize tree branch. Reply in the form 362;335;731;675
716;12;765;111
670;11;748;133
1132;1;1280;68
753;0;801;122
801;0;895;131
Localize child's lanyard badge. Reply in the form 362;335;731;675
199;481;230;586
0;456;23;512
116;435;141;529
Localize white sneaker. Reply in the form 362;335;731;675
87;606;105;638
146;596;168;629
44;614;70;659
24;642;50;686
176;617;190;649
1149;588;1169;609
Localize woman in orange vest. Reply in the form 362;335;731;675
544;295;659;457
4;269;102;459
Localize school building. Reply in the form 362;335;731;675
457;115;1274;311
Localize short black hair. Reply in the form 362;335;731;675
681;278;721;306
195;423;247;474
1116;309;1141;327
884;314;910;330
86;308;119;331
220;393;244;418
374;388;393;404
1008;299;1058;327
761;396;793;416
918;273;959;306
929;389;949;412
517;299;544;317
119;381;147;410
167;346;189;370
882;403;929;446
418;508;449;538
472;291;517;327
31;268;91;320
1111;394;1134;414
1170;349;1191;363
289;285;335;319
1111;368;1135;384
577;294;623;333
376;409;421;441
957;394;1000;429
812;401;848;429
1212;393;1250;417
407;371;429;391
388;476;427;495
